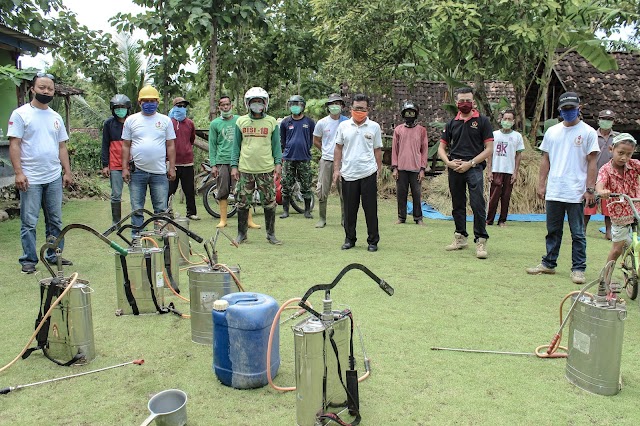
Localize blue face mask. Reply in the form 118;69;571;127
173;106;187;121
141;101;158;115
559;108;579;123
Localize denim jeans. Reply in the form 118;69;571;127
129;169;169;234
542;200;586;271
448;167;488;242
19;176;64;265
109;170;124;203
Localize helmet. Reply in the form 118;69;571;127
244;87;269;112
110;94;131;110
401;100;419;118
138;85;160;101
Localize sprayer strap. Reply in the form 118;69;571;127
43;348;84;366
119;255;140;315
22;281;60;359
163;236;180;293
145;253;169;314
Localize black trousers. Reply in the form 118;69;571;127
396;170;422;222
342;172;379;246
448;167;488;242
169;165;197;216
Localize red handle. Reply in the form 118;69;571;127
546;334;561;355
133;359;145;365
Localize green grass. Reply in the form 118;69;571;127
1;191;640;425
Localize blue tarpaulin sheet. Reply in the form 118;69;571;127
408;201;605;222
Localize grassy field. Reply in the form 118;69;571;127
1;190;639;425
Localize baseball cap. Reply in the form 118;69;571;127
172;97;190;106
558;92;580;108
598;109;615;118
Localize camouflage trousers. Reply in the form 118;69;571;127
235;172;276;210
281;160;313;199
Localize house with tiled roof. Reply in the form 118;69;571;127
528;50;640;140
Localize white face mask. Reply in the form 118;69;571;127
249;103;265;114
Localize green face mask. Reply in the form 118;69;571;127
114;108;128;118
290;105;302;115
328;105;342;115
599;119;613;130
221;110;233;118
501;120;513;129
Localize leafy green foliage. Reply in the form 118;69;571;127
67;132;102;173
0;65;38;86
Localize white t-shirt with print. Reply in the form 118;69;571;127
7;103;69;184
539;121;599;203
335;118;383;181
491;129;525;174
313;115;347;161
122;112;176;174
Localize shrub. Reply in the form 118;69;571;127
67;132;102;173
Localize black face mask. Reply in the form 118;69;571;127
35;93;54;104
403;117;417;127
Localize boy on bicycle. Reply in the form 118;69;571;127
596;133;640;263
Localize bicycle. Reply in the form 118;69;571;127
606;193;640;300
199;162;314;218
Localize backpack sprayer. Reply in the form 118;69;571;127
107;210;203;317
431;261;627;396
267;264;393;426
13;224;129;368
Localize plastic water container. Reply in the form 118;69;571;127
212;292;280;389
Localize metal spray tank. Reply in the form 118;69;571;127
112;213;203;316
565;261;627;395
292;264;393;426
188;229;243;345
23;224;128;366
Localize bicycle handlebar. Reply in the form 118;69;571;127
605;193;640;222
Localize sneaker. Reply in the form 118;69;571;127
49;257;73;266
415;219;425;226
526;263;556;275
445;232;468;251
476;238;488;259
570;270;586;284
21;263;36;274
498;222;507;228
187;215;200;221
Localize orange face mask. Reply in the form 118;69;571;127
351;110;368;122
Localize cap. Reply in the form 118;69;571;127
172;97;190;106
213;299;229;311
558;92;580;108
612;133;637;146
598;109;615;118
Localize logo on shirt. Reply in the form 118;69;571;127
242;126;270;137
155;121;165;130
574;135;583;147
470;121;478;129
364;132;374;140
288;125;294;130
302;124;309;128
53;120;60;130
496;141;508;157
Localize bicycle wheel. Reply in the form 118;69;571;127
290;181;315;214
621;249;638;300
202;182;238;219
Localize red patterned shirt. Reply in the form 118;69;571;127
597;159;640;225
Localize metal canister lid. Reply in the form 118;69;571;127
213;300;229;311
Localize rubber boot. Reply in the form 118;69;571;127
248;209;261;229
315;200;327;228
264;208;282;245
216;199;228;228
280;197;290;219
111;202;121;226
304;198;313;219
234;208;249;244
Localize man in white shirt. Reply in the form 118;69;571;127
333;94;383;252
121;85;176;235
313;93;348;228
526;92;599;284
8;73;73;274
